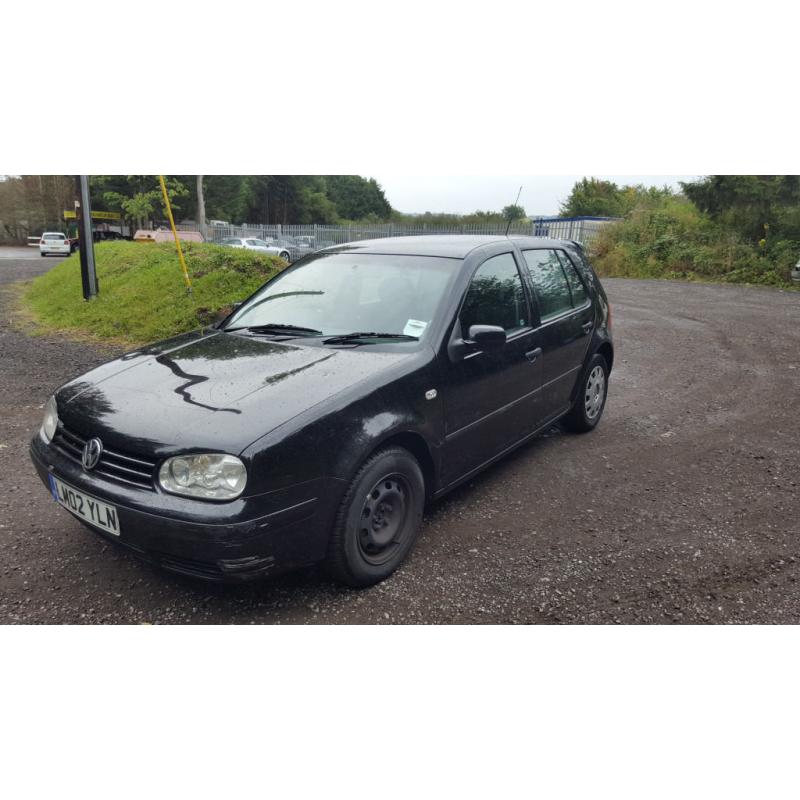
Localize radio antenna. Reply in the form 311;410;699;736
505;185;523;237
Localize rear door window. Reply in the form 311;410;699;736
460;253;530;333
522;250;573;322
556;250;588;307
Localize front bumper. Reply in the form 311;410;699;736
30;435;345;582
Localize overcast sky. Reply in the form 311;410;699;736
375;175;700;216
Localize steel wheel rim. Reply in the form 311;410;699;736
357;473;411;566
584;365;605;420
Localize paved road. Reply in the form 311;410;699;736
1;254;799;623
0;246;53;260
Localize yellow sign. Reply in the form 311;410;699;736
63;210;121;220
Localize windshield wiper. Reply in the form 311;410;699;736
322;332;419;345
226;323;323;337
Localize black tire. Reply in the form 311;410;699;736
280;251;290;262
563;352;609;433
325;446;425;587
40;252;46;257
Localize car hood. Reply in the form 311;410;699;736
56;329;413;457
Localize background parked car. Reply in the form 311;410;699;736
38;232;71;257
271;235;314;261
219;237;291;262
293;235;335;253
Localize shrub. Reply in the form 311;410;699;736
590;195;798;287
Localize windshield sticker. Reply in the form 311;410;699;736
403;319;428;337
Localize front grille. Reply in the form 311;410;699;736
52;424;157;491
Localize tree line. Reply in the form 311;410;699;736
0;175;396;241
0;174;534;243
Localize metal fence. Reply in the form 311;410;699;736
175;217;617;262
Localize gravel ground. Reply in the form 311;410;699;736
1;250;799;624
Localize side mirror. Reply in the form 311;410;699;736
467;324;507;350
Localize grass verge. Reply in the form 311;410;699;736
21;242;287;346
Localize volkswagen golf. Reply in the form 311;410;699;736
30;235;613;586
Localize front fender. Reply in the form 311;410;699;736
241;359;443;496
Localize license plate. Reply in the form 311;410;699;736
48;474;121;536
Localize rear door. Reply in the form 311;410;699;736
439;250;543;485
520;248;595;421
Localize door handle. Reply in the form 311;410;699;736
525;347;542;363
581;321;594;335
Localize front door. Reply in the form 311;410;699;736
439;251;543;486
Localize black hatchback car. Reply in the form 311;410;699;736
30;236;613;586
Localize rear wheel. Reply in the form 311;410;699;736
325;446;425;587
280;250;290;262
40;252;46;257
563;353;609;432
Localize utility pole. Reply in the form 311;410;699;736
75;176;98;299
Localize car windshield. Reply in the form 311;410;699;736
224;251;461;341
43;233;65;240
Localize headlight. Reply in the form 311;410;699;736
158;453;247;500
41;395;58;443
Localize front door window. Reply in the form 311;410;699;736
460;252;529;334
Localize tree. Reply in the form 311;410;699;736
92;176;189;230
501;204;526;222
325;176;392;221
681;175;800;243
196;175;207;239
84;175;395;227
0;175;76;241
560;178;626;217
561;178;675;218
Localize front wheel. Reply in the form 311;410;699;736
280;251;290;262
325;446;425;587
563;353;609;432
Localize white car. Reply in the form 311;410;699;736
219;237;291;262
39;232;71;257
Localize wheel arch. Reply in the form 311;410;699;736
360;430;437;502
596;340;614;372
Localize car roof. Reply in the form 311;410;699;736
322;234;575;258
